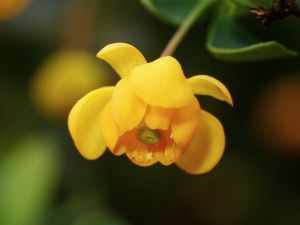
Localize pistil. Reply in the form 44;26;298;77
137;127;161;145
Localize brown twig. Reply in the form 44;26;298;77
250;0;300;27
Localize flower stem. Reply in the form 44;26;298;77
160;0;215;57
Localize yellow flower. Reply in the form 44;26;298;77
31;50;112;121
68;43;233;174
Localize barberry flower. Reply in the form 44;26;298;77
68;43;232;174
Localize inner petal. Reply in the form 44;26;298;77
152;130;185;165
126;143;157;167
145;106;173;130
100;100;120;152
113;129;138;156
111;77;147;134
171;97;201;147
129;56;194;108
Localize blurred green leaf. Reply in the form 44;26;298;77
140;0;216;25
0;134;61;225
207;1;297;62
232;0;275;8
72;212;131;225
49;192;106;225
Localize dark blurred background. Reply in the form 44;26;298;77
0;0;300;225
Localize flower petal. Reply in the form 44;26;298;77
68;87;114;160
176;110;225;175
113;130;138;156
145;106;173;130
126;143;157;167
112;77;147;134
97;43;147;78
188;75;233;106
171;97;201;147
129;56;194;108
100;100;120;152
153;142;182;166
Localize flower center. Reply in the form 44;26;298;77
137;127;161;145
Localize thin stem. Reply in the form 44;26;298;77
160;0;215;57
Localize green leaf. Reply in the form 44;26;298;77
72;212;131;225
140;0;216;25
0;134;61;225
232;0;275;8
206;1;298;62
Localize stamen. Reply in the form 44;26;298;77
137;127;161;145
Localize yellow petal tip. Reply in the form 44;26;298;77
188;75;233;106
96;43;147;78
226;93;234;107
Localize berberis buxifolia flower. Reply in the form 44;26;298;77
68;43;233;174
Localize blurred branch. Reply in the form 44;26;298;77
60;0;98;49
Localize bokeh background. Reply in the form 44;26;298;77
1;0;300;225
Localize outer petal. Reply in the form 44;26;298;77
100;100;120;152
171;97;201;147
97;43;147;78
188;75;233;106
145;106;173;130
176;110;225;175
129;56;194;108
68;87;114;160
112;77;147;134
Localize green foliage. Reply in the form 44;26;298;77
72;212;131;225
232;0;275;8
207;1;297;62
0;134;61;225
140;0;215;25
140;0;298;62
48;189;108;225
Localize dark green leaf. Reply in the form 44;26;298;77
72;212;131;225
140;0;216;25
232;0;275;8
0;134;61;225
206;1;297;62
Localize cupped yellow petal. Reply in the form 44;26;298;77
113;130;138;156
154;143;182;166
126;143;157;167
100;100;120;152
171;97;201;147
111;77;147;134
129;56;194;108
68;87;114;160
97;43;147;78
145;106;173;130
176;110;225;175
188;75;233;106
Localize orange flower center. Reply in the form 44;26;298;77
112;124;185;166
